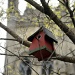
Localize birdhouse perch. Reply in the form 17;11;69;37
27;26;58;61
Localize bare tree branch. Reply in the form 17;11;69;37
24;0;75;44
0;22;30;47
0;38;17;41
0;46;39;75
52;54;75;63
0;0;75;63
0;53;35;58
1;46;75;63
58;0;65;5
1;22;75;63
25;0;44;13
62;0;75;27
73;8;75;12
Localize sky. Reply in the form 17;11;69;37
18;0;59;15
0;0;74;75
0;0;7;74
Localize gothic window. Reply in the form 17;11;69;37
19;57;31;75
41;61;53;75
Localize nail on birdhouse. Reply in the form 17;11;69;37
27;26;58;61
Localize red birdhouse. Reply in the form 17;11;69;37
27;26;58;61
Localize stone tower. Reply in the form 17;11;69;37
4;0;75;75
4;0;44;75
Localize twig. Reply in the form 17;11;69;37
0;53;35;57
0;38;17;41
0;46;39;75
58;0;65;5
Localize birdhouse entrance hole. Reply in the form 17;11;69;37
37;34;41;40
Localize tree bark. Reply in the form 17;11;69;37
0;22;75;63
52;54;75;63
0;22;30;47
0;0;75;63
25;0;75;44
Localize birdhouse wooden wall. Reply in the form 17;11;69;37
28;31;55;61
29;31;45;51
28;26;57;61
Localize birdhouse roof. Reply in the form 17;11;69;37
28;26;58;43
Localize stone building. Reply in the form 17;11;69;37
5;0;75;75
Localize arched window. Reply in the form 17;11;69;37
42;61;53;75
19;57;31;75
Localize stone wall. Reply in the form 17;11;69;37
5;0;75;75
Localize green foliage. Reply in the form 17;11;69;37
42;17;63;37
6;0;74;37
27;3;32;8
7;64;21;75
55;11;61;18
67;23;74;28
50;2;74;28
7;2;14;13
6;1;20;19
0;8;4;17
